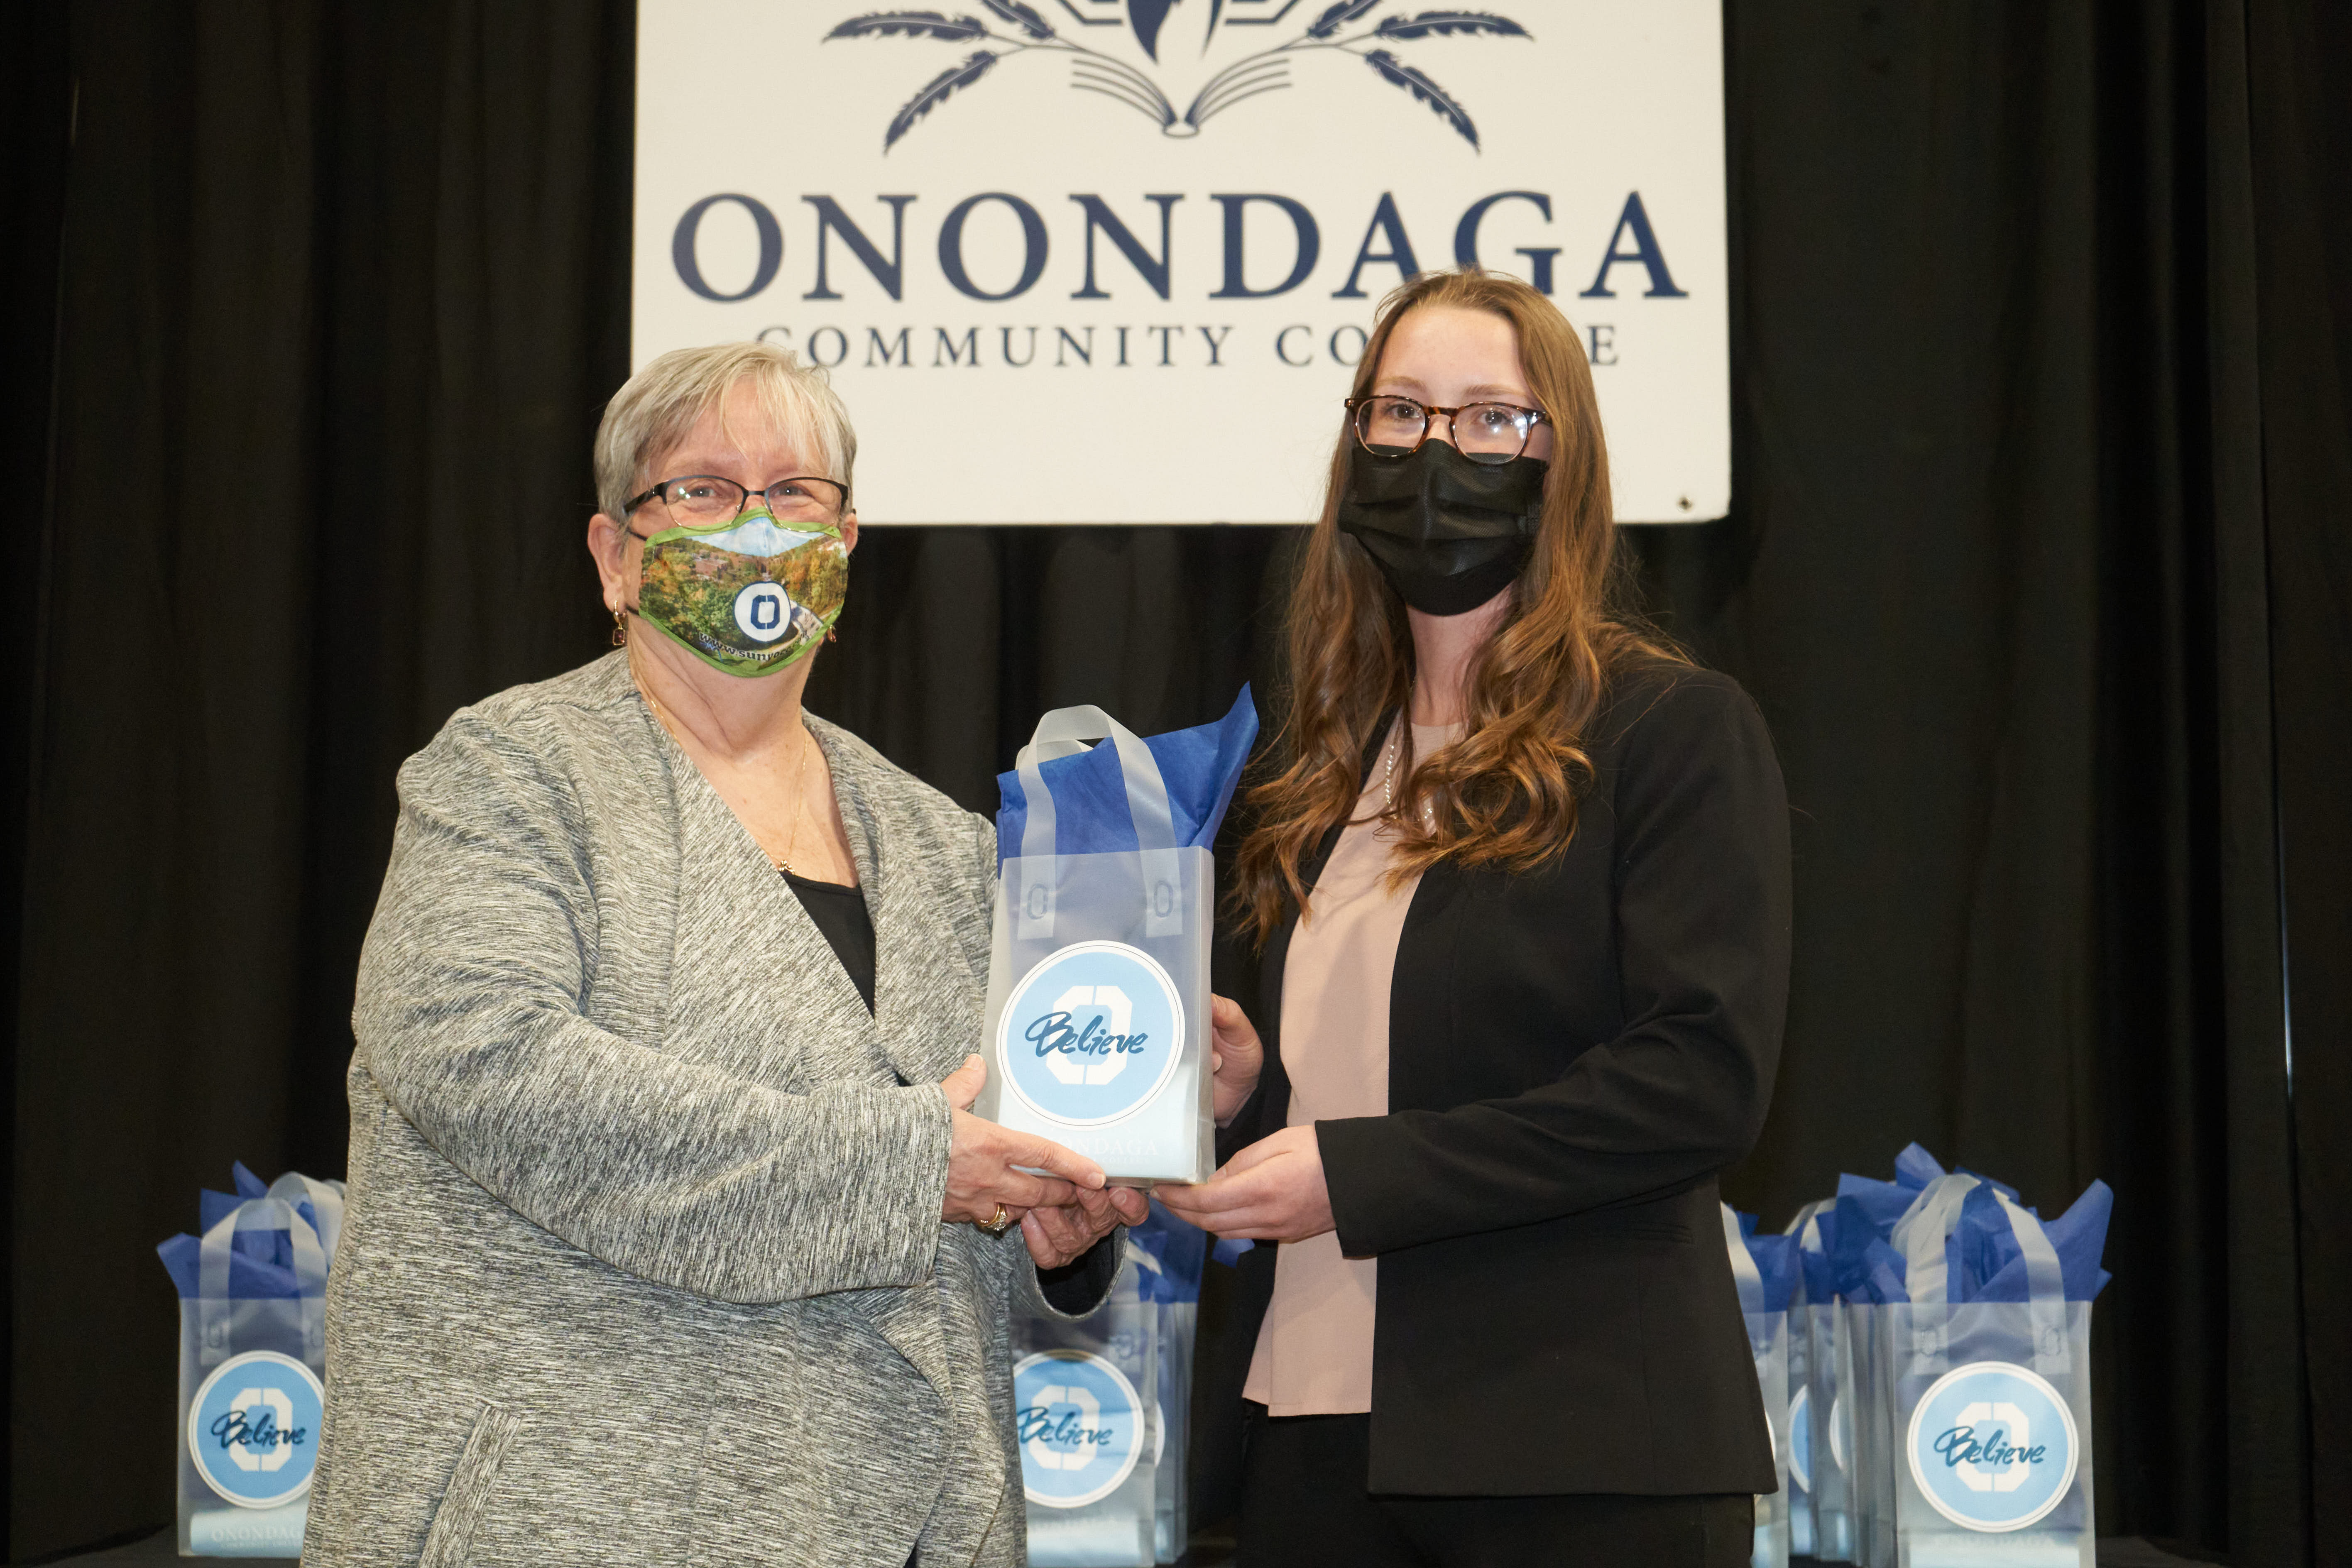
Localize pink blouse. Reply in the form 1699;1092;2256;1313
1243;719;1461;1416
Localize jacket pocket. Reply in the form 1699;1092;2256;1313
418;1402;521;1568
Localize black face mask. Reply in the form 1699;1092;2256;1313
1334;440;1547;616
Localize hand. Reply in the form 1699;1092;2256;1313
1020;1183;1151;1270
1155;1124;1333;1244
1207;994;1264;1125
938;1055;1105;1228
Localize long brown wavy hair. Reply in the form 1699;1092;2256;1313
1231;268;1685;945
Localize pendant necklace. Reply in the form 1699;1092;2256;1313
1381;708;1437;831
636;671;815;874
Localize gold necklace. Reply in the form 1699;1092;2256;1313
635;671;816;874
773;730;813;875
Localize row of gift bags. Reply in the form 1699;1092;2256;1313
154;1162;345;1556
1014;1201;1212;1567
1726;1145;2113;1568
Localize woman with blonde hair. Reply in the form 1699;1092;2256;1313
1160;271;1789;1567
306;341;1145;1566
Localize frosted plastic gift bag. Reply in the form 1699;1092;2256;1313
1885;1175;2107;1568
1128;1201;1209;1562
1723;1206;1792;1568
977;692;1256;1183
155;1162;343;1556
1016;1253;1160;1568
1782;1198;1835;1559
1828;1146;1948;1568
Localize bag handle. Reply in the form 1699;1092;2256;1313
1993;1189;2071;1372
1013;705;1183;941
1721;1203;1765;1315
197;1196;328;1368
1893;1173;1980;1307
1894;1174;2071;1372
268;1171;347;1263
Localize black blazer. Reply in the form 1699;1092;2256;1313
1217;662;1791;1497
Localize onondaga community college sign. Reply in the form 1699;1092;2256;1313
633;0;1728;524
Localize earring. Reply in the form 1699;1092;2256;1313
610;608;629;647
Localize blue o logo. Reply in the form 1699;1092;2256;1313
732;582;791;643
1906;1361;2079;1532
1789;1385;1813;1492
186;1351;324;1509
1014;1350;1145;1509
997;941;1185;1127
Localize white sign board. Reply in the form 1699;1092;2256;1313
633;0;1727;523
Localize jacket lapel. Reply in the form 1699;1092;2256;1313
663;719;888;1089
815;722;985;1090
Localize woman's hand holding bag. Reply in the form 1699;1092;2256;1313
1156;1126;1335;1247
1159;996;1336;1243
939;1055;1147;1268
1207;993;1265;1125
1020;1182;1149;1271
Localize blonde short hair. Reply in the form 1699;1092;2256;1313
593;342;857;520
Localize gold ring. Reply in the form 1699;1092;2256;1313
984;1203;1011;1235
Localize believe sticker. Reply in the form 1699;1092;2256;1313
186;1350;324;1509
1905;1360;2080;1532
996;940;1185;1128
1015;1349;1147;1509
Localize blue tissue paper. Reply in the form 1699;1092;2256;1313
157;1163;333;1300
997;687;1259;863
1828;1194;1912;1304
1128;1202;1209;1306
1798;1209;1839;1304
1951;1179;2112;1303
1890;1142;1948;1190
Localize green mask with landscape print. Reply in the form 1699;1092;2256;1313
633;511;849;678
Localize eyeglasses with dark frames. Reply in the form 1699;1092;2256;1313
623;473;849;528
1343;396;1547;464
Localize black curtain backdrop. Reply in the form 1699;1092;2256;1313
4;2;2342;1562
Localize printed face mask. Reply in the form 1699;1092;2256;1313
1334;440;1547;617
633;511;849;677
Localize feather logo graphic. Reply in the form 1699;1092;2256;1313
825;0;1531;150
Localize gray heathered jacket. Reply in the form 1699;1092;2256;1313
304;653;1103;1568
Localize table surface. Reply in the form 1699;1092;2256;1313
27;1530;2230;1566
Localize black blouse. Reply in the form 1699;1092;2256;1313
783;870;875;1014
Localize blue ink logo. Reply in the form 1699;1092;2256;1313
186;1350;325;1510
1905;1361;2079;1533
998;939;1185;1127
1015;1349;1146;1509
732;581;794;644
826;1;1532;150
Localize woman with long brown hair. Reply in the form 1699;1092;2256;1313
1158;270;1791;1567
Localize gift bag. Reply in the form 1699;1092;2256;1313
1884;1175;2110;1568
977;691;1256;1183
1780;1198;1835;1559
1128;1201;1210;1562
1017;1252;1160;1568
1724;1206;1795;1568
1828;1147;1946;1567
156;1162;342;1557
